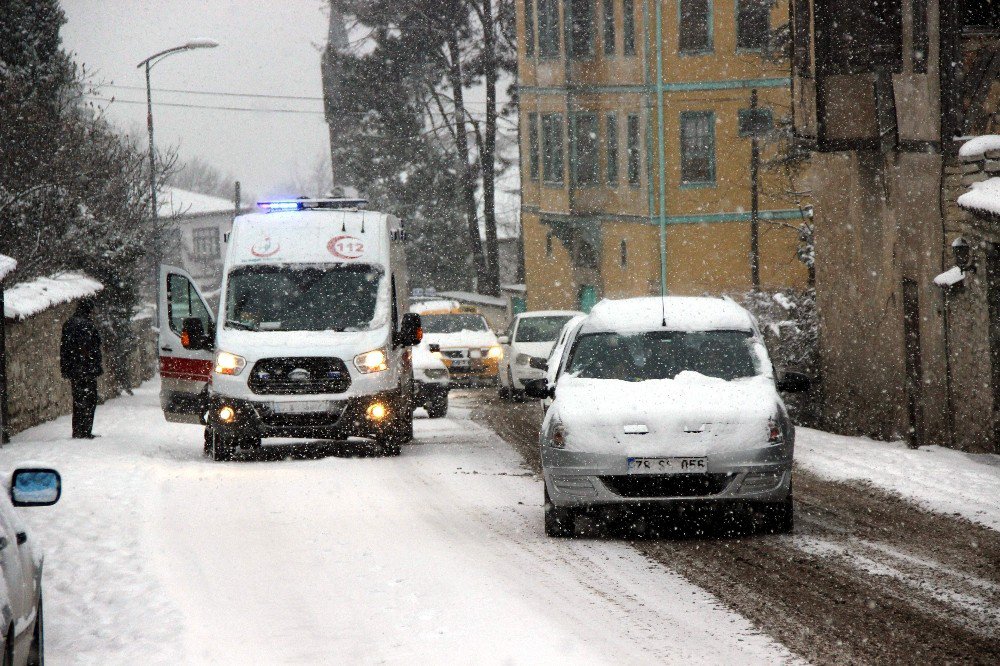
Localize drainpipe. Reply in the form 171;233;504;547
654;0;668;296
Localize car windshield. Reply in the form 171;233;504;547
224;264;383;332
566;330;759;382
422;314;489;334
515;316;575;343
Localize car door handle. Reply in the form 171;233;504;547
15;533;26;546
161;346;174;352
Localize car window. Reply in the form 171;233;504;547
515;316;575;343
566;330;758;381
422;314;490;333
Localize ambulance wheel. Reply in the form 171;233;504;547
208;428;236;462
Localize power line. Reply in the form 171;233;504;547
100;83;325;102
85;95;328;115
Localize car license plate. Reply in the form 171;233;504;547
627;457;707;474
449;359;470;368
272;400;336;414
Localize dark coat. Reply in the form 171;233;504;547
60;313;103;379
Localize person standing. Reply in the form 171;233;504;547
60;299;103;439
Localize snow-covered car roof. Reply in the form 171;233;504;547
516;310;584;319
581;297;755;335
410;299;462;315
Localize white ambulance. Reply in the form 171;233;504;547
157;198;422;460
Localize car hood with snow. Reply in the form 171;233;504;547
551;372;781;455
216;328;389;365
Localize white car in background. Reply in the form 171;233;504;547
0;467;62;665
523;297;810;538
497;310;582;400
412;343;450;418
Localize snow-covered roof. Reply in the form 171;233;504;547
959;135;1000;159
4;272;103;321
159;186;237;218
957;177;1000;216
438;291;508;308
583;297;755;335
0;255;16;281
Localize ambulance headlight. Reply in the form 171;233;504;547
354;348;389;374
214;351;247;376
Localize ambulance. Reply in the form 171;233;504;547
157;198;423;460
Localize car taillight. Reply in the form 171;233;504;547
768;418;783;444
552;423;566;449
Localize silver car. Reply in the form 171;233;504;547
524;297;809;538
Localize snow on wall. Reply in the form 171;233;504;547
957;177;1000;216
0;254;16;281
958;134;1000;159
3;272;103;321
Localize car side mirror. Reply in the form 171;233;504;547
10;468;61;507
523;378;554;400
397;313;423;347
428;343;441;353
498;335;510;345
777;371;811;393
181;317;213;351
528;356;548;371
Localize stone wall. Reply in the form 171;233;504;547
3;303;157;435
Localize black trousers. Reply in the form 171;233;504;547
71;377;98;438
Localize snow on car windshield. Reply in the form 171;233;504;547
225;264;382;332
566;330;759;382
422;313;489;334
515;316;575;342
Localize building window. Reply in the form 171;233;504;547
192;227;220;259
525;0;536;56
814;2;901;75
680;111;716;185
619;239;628;268
571;0;595;57
679;0;712;54
542;113;565;184
623;0;636;55
538;0;561;57
572;114;598;184
546;232;554;257
737;0;771;51
602;0;616;55
606;113;619;184
528;113;540;180
626;114;641;185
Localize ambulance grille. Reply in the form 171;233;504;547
248;357;351;395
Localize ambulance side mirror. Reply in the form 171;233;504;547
181;317;213;351
397;313;422;347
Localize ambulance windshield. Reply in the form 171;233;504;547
225;264;383;332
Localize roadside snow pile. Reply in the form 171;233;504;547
0;254;16;281
797;428;1000;532
3;272;103;320
958;177;1000;217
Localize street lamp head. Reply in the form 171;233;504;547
184;38;219;50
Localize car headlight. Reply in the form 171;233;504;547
487;345;503;360
355;348;389;374
516;353;532;366
214;351;247;376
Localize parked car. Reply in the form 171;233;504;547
540;314;587;411
0;467;62;665
412;343;450;418
420;312;502;386
497;310;582;401
523;297;809;538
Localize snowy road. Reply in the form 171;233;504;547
0;381;796;665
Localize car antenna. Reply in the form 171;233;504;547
341;212;346;232
361;211;366;233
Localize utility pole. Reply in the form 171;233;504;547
749;88;761;291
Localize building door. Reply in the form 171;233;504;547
902;279;924;447
578;285;598;313
986;245;1000;452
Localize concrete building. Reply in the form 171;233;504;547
517;0;811;312
790;0;1000;452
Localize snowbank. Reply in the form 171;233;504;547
957;177;1000;217
585;296;754;334
797;428;1000;532
958;134;1000;159
3;272;103;320
0;254;16;281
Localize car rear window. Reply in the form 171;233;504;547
515;316;574;343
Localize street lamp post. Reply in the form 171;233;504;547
137;39;219;220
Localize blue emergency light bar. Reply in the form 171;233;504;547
257;198;369;213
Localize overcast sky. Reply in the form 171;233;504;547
61;0;332;199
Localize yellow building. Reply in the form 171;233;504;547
518;0;810;311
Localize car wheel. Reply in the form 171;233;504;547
27;592;42;666
425;392;448;419
544;486;575;538
209;428;236;462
